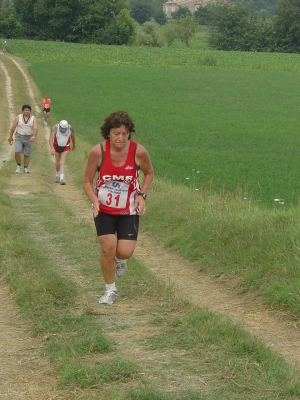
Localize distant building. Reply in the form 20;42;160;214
163;0;213;19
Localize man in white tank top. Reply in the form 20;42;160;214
8;105;38;174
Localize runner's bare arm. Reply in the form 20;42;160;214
33;117;38;137
49;125;56;152
135;144;154;216
29;117;38;143
70;126;76;150
8;116;19;140
136;144;154;194
83;145;103;207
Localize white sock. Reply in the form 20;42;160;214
60;173;64;180
106;283;116;291
116;257;127;263
56;172;60;177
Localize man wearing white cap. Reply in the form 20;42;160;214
49;120;76;185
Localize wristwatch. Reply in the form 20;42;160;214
137;192;147;200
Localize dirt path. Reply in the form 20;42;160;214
0;54;75;400
0;280;75;400
0;52;300;399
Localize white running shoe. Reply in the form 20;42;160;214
24;167;29;174
55;176;60;183
116;259;127;278
15;165;21;173
60;179;66;185
99;290;118;305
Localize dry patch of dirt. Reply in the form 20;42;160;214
0;53;77;400
0;281;74;400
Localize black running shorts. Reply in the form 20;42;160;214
94;213;139;240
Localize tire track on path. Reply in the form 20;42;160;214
0;60;14;169
0;54;75;400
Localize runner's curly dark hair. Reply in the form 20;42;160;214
22;104;31;111
100;110;136;140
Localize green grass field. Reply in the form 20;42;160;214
2;38;300;399
27;62;300;206
5;39;300;315
6;39;300;206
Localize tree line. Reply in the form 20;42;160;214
0;0;165;43
0;0;135;44
0;0;300;54
198;0;300;53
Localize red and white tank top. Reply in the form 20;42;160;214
94;140;140;215
54;124;71;150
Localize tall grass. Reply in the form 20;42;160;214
7;39;300;71
146;309;300;398
144;178;300;317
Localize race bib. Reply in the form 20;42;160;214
98;181;129;209
57;134;69;146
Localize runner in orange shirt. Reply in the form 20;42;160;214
42;94;51;125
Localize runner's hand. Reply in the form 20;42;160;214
135;197;146;216
92;200;101;218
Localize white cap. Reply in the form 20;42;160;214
59;120;68;132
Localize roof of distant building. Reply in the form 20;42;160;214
164;0;204;5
